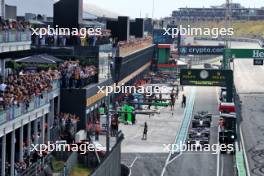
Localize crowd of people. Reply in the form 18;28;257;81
4;112;78;175
14;159;30;175
59;60;97;88
32;30;111;47
118;36;153;56
53;112;79;143
0;59;98;112
0;19;30;31
55;112;79;129
86;119;101;141
4;147;46;176
0;70;60;111
15;150;49;175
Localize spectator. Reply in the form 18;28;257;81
0;70;60;110
59;60;97;89
0;19;30;31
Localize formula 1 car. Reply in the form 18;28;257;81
187;137;210;148
188;131;210;139
189;128;210;139
194;111;212;122
189;127;210;133
192;119;211;128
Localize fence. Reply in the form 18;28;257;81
19;151;75;176
53;132;124;176
19;154;53;176
53;152;82;176
194;36;263;46
118;37;153;57
183;56;221;65
0;30;31;43
0;80;60;125
233;86;247;176
59;152;78;176
91;132;124;176
50;125;61;142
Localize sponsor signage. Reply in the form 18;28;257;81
224;49;264;59
180;69;233;87
179;46;224;55
253;59;264;65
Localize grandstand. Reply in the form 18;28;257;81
171;3;264;22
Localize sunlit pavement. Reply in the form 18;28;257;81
120;86;189;153
119;85;190;176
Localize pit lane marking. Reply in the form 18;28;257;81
161;87;196;176
129;157;138;168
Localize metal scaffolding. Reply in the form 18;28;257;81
223;0;232;69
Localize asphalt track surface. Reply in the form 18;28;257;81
163;87;234;176
232;42;264;176
120;85;188;176
122;87;234;176
191;40;264;176
121;41;264;176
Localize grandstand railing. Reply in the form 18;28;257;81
0;80;60;125
118;37;153;57
0;29;31;43
19;154;53;176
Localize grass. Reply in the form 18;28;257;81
232;20;264;37
180;20;264;38
52;160;65;173
70;164;92;176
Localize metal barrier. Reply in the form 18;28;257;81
19;154;53;176
59;152;78;176
185;56;221;65
0;80;60;125
50;125;61;142
19;131;124;176
99;44;112;52
91;132;124;176
0;30;31;43
233;87;248;176
194;36;263;46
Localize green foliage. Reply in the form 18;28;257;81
6;61;58;71
52;160;65;173
70;164;92;176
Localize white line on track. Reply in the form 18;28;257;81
221;154;224;176
129;157;138;168
161;87;196;176
167;151;183;165
216;86;222;176
217;127;220;176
